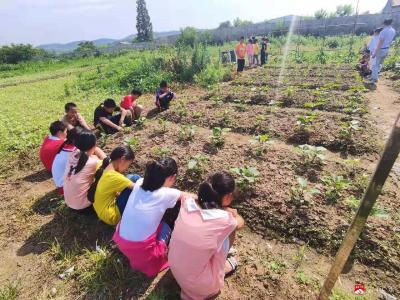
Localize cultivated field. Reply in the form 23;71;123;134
0;38;399;300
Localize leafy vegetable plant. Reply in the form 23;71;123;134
290;177;320;207
251;135;273;156
124;136;140;151
211;127;230;148
322;175;350;203
179;124;197;142
187;154;209;177
298;144;326;167
231;167;260;190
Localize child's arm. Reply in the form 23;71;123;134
99;117;122;131
225;207;245;229
94;147;107;160
77;113;91;131
119;108;128;126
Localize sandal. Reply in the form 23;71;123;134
228;247;237;258
225;256;239;277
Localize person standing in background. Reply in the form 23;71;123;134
260;38;267;65
246;39;254;67
235;36;247;73
367;28;383;72
265;38;270;63
369;19;396;85
253;39;260;66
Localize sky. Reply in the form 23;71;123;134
0;0;388;46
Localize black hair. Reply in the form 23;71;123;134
57;127;82;154
87;145;135;203
131;89;142;96
375;27;383;34
240;36;244;40
65;102;77;113
68;130;97;175
49;121;67;136
160;80;168;88
248;39;252;43
384;19;392;26
142;157;178;192
103;98;117;108
198;172;235;209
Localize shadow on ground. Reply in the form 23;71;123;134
17;192;182;299
22;169;51;183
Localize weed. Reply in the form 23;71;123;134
156;119;171;134
322;175;350;203
296;272;311;285
250;134;273;157
179;124;197;142
176;101;188;118
282;86;296;106
124;136;140;151
210;127;230;148
290;177;320;207
293;245;307;269
219;109;235;127
255;114;267;127
269;260;286;273
230;167;260;191
152;146;172;158
187;154;209;177
0;281;21;300
340;120;360;143
193;111;204;119
345;196;389;218
64;83;71;97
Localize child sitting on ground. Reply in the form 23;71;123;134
63;130;107;214
52;127;81;195
120;89;144;120
357;50;372;77
39;121;67;172
94;99;132;134
114;157;193;277
62;102;91;130
90;145;139;225
169;171;245;300
155;81;176;111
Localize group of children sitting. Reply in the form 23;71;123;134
38;81;244;300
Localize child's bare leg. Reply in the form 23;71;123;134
134;104;143;119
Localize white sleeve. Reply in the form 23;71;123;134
164;188;181;209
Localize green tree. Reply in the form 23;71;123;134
314;9;328;19
233;18;253;27
198;30;214;45
136;0;153;42
218;21;231;29
73;41;98;57
0;44;41;64
176;27;198;47
335;4;354;17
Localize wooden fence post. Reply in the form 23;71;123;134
318;113;400;299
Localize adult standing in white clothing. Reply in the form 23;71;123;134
370;19;396;84
367;28;382;70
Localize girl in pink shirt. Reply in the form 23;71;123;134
168;172;245;300
63;130;106;214
246;39;254;67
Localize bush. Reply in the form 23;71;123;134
194;64;228;88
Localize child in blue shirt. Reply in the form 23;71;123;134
156;81;176;111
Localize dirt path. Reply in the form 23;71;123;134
366;78;400;177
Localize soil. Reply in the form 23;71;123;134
0;67;399;299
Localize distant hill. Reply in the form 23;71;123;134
37;31;180;53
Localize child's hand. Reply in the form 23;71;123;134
224;207;238;217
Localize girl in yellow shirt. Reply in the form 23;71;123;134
89;145;139;225
253;39;260;66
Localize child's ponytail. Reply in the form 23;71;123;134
198;172;235;209
87;157;110;203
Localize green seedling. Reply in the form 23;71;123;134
124;136;140;151
230;167;260;190
251;134;273;156
179;124;197;142
298;144;326;167
211;127;230;148
187;154;209;177
135;116;146;129
290;177;320;207
322;175;350;203
152;146;172;158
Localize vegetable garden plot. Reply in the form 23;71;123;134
101;118;399;278
160;99;379;155
206;84;367;114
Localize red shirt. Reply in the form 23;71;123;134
120;95;137;110
39;136;65;172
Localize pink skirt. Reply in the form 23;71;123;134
113;224;169;277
